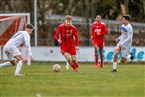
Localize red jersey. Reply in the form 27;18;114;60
54;23;79;47
91;22;107;40
91;22;107;48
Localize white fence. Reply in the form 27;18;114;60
1;46;144;62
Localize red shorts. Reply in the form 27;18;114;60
92;37;104;49
60;47;76;55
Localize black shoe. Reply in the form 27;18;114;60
130;52;134;60
111;69;117;72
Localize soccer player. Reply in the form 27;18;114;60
91;15;107;68
0;24;34;76
54;15;79;72
112;15;134;72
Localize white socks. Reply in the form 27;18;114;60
15;61;23;75
0;61;24;75
127;54;131;59
113;62;117;70
0;61;12;68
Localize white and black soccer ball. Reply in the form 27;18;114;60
53;64;61;72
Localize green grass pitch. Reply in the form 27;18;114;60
0;62;145;97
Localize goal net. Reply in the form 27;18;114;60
0;13;31;65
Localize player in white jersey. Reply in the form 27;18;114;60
112;15;134;72
0;24;34;76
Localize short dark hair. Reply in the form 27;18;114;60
123;15;131;20
26;24;34;29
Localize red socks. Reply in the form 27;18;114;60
95;51;104;68
73;61;79;68
100;54;104;68
67;60;78;72
71;63;77;70
71;62;78;72
95;51;98;67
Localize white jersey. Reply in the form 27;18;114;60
5;31;32;56
117;23;133;51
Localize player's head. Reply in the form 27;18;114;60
26;24;34;34
96;15;101;22
65;15;72;27
122;15;131;25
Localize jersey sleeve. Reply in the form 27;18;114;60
73;27;79;46
23;32;32;56
91;24;95;39
54;26;61;41
100;23;107;35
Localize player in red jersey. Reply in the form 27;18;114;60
91;15;107;68
54;15;79;72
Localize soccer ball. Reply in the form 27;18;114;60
53;64;61;72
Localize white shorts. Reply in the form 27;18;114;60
115;44;130;58
122;48;130;58
4;45;21;60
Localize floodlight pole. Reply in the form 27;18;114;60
34;0;38;46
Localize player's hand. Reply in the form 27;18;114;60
23;59;27;64
119;44;122;49
30;55;34;61
95;29;101;35
91;36;93;40
76;46;79;50
58;39;62;43
115;38;119;43
97;32;100;35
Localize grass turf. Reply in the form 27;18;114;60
0;62;145;97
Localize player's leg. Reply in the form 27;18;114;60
94;45;99;68
99;40;104;68
71;56;79;68
0;47;15;68
71;55;78;72
120;57;127;63
61;48;73;68
61;47;77;71
92;38;99;68
0;61;13;68
112;48;121;72
125;51;134;60
130;52;134;60
9;46;25;76
99;48;104;68
70;47;79;68
71;55;79;68
63;52;77;71
13;54;25;76
120;49;130;63
0;46;24;76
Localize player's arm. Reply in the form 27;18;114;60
91;24;95;40
115;37;120;43
100;24;107;35
115;35;121;43
73;27;79;49
23;33;33;58
54;26;62;43
116;30;122;43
